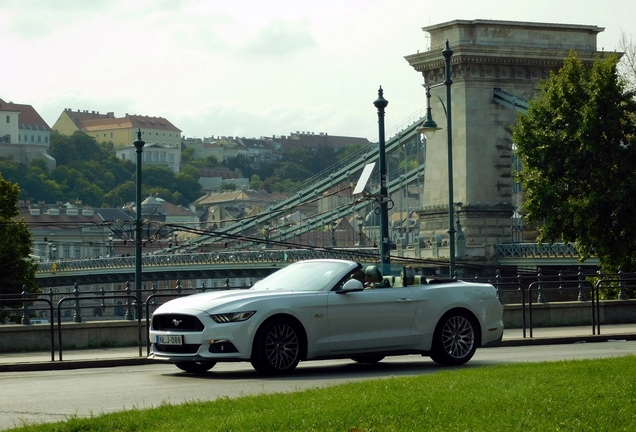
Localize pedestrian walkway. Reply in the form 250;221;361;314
1;323;635;372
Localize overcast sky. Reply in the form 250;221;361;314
1;0;632;142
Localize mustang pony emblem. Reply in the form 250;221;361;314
172;319;183;327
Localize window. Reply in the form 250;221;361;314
31;135;34;142
110;132;113;138
5;115;9;123
169;154;174;163
63;246;70;259
74;246;81;258
38;135;41;143
93;246;100;257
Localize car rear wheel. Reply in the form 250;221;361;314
175;361;216;374
351;355;385;364
251;318;301;375
430;311;478;366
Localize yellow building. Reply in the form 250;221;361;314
52;109;182;148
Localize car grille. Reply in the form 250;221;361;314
152;314;204;332
154;344;201;354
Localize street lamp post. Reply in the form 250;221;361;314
108;233;114;257
134;130;145;318
417;40;456;276
373;87;391;275
357;215;365;246
331;221;337;247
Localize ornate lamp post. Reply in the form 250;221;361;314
331;221;337;247
373;87;391;275
134;130;145;318
108;233;114;257
417;41;455;276
357;215;365;246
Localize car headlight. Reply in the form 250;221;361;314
210;311;255;323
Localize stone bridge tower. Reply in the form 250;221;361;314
404;19;605;253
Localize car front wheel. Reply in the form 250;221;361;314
251;318;302;375
430;311;478;366
175;361;216;374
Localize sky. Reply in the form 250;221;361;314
1;0;633;142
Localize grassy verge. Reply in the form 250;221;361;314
9;356;636;431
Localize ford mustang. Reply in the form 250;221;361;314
148;259;503;375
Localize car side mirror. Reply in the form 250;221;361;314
337;279;365;294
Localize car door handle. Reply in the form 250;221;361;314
396;298;413;302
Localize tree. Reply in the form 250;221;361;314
0;173;37;300
336;143;372;161
250;174;263;191
511;51;636;272
312;144;338;174
618;30;636;92
181;147;195;163
141;165;176;191
219;182;237;191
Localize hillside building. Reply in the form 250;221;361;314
52;109;182;149
0;98;55;171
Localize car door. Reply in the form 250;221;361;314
326;287;417;353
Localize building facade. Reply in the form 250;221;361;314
0;98;55;171
52;109;182;149
117;142;181;173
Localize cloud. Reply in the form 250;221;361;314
236;19;318;58
1;0;118;39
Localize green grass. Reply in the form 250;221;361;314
8;356;636;432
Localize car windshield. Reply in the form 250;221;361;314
251;260;355;292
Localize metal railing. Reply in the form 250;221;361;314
495;243;579;258
0;280;250;361
36;248;381;274
3;267;635;362
473;267;636;338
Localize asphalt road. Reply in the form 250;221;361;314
1;340;636;431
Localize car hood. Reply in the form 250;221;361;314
153;289;315;315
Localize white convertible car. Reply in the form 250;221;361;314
148;259;503;375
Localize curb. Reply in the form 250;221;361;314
3;334;636;372
0;357;159;373
497;333;636;348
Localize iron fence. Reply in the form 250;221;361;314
36;248;381;273
2;266;635;362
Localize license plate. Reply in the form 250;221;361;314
156;334;183;345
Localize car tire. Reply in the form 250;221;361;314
251;318;302;375
175;361;216;374
351;355;385;364
430;311;478;366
